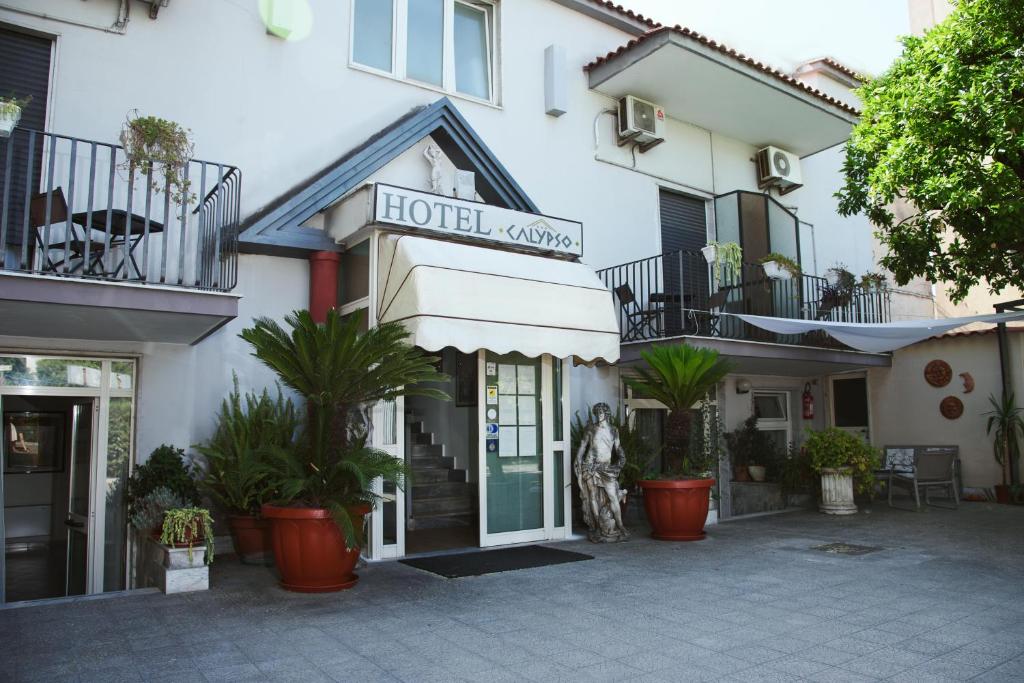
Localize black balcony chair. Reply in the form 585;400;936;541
28;188;106;274
697;288;732;337
614;284;663;341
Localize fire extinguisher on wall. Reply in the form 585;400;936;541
802;382;814;420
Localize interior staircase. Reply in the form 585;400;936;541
408;420;477;530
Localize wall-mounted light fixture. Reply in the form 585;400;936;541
736;378;752;394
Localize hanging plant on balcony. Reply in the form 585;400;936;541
701;241;743;284
822;264;857;308
758;253;801;280
859;271;888;291
0;94;31;138
119;110;195;204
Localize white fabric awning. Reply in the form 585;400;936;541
736;311;1024;353
376;235;620;363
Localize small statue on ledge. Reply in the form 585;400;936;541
574;403;629;543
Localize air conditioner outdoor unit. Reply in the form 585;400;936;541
756;146;802;189
617;95;666;148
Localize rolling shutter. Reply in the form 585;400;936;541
0;27;52;256
659;191;708;335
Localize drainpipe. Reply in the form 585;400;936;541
995;298;1024;484
309;251;341;323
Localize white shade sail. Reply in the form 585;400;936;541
376;235;620;363
736;311;1024;353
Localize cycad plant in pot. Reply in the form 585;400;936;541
240;309;448;592
624;344;731;541
804;427;880;515
984;392;1023;504
195;377;298;565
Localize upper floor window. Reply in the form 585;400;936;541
351;0;497;103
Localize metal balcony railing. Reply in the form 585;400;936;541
596;249;891;349
0;127;240;292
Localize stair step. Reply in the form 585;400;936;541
409;512;477;530
412;443;443;458
414;432;433;445
412;481;476;499
411;455;455;470
413;495;475;516
412;467;467;484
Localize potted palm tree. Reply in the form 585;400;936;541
984;392;1023;504
240;309;447;592
195;378;298;565
624;344;731;541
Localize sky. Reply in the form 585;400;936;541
617;0;912;77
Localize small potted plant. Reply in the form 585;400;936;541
984;392;1023;504
160;507;215;564
758;253;801;281
625;344;730;541
127;444;201;533
119;110;195;203
701;241;743;284
129;486;187;537
804;427;880;515
724;415;777;483
241;309;448;592
859;271;887;291
196;377;298;565
0;94;30;138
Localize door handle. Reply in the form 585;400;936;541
64;518;84;528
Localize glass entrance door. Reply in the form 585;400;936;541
64;401;94;596
478;352;568;547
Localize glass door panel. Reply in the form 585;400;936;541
65;401;93;596
481;352;546;544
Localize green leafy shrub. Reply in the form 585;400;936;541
724;415;778;470
571;406;657;492
196;376;298;515
161;507;215;564
127;445;200;521
129;486;187;532
804;427;880;494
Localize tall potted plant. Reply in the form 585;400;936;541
624;344;731;541
804;427;880;515
240;309;447;592
984;392;1023;504
195;377;298;565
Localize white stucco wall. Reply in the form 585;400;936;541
868;331;1024;489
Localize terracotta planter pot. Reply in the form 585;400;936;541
994;485;1011;504
748;465;767;482
262;504;368;593
733;465;751;482
228;514;273;566
638;479;715;541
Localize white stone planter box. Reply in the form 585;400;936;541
819;467;857;515
141;536;209;594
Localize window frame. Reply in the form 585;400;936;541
752;390;791;450
348;0;499;106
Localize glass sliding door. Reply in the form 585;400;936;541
478;352;566;547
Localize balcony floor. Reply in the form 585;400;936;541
0;272;238;345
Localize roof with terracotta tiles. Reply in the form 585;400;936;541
584;25;862;116
818;57;864;80
583;1;661;29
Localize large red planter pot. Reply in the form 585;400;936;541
262;504;368;592
228;514;273;566
639;478;715;541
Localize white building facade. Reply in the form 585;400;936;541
0;0;893;603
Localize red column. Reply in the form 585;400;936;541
308;251;341;323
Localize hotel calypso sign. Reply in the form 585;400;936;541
373;184;583;258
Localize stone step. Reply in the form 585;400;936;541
409;512;477;530
411;443;444;458
412;495;475;516
411;455;456;470
411;467;467;484
413;432;434;445
412;481;476;499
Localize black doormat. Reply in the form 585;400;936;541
399;545;593;578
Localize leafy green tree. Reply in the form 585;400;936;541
837;0;1024;302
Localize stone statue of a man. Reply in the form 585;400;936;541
574;403;629;543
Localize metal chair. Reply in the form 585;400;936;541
888;450;960;510
28;188;105;274
614;284;662;341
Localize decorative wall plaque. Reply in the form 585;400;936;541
940;396;964;420
924;360;953;387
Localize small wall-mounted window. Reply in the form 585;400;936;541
351;0;498;103
752;390;791;453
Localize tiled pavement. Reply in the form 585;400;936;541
2;503;1023;682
